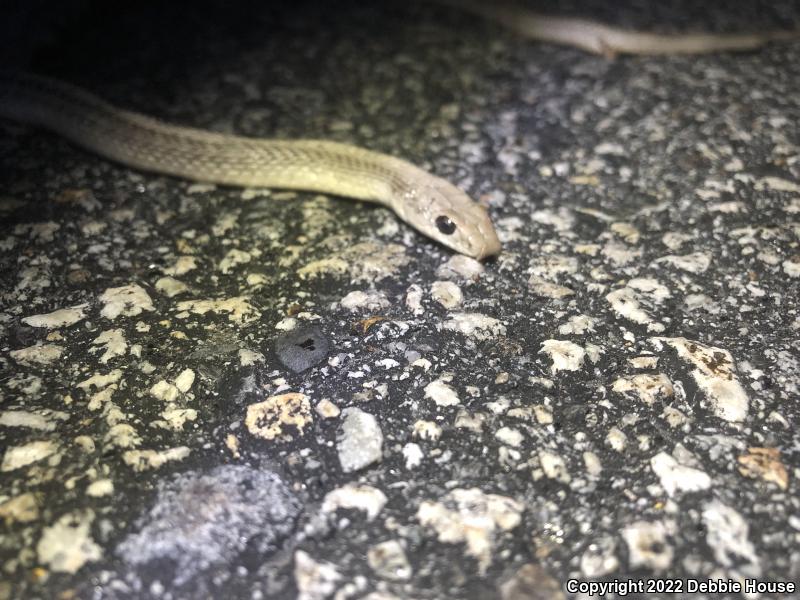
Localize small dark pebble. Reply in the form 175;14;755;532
11;324;42;347
274;326;330;373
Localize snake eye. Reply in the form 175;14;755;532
435;215;457;235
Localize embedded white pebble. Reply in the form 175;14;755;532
654;252;711;274
238;349;265;366
621;520;674;571
77;370;122;390
651;337;748;422
9;344;63;365
424;379;461;407
702;501;760;576
684;294;719;313
294;550;342;600
91;329;127;364
176;297;260;324
315;399;340;419
412;420;442;441
583;452;603;477
662;406;690;428
340;290;390;312
528;277;574;299
402;443;423;469
211;209;239;235
321;483;387;521
367;540;412;581
0;492;39;524
755;176;800;192
155;276;188;298
584;343;603;364
495;427;523;447
36;510;102;573
405;284;424;315
337;408;383;473
122;447;191;472
275;317;298;331
628;356;659;369
628;278;670;302
539;340;585;374
411;357;432;370
417;488;523;574
606;427;628;452
486;397;510;414
606;287;663;332
580;535;619;578
662;232;693;250
246;273;268;286
158;408;197;431
538;450;571;483
430;281;463;309
1;440;59;471
219;249;253;274
529;254;578;279
240;188;271;200
14;221;60;242
441;312;506;340
164;256;197;276
602;240;642;265
755;249;782;266
558;314;597;335
708;201;744;213
21;304;88;329
454;410;486;433
74;436;96;453
174;369;195;393
595;142;626;155
533;405;553;425
610;222;640;244
612;374;674;405
150;380;180;403
86;479;114;497
436;255;484;281
99;284;154;319
0;410;56;431
650;452;711;497
531;207;575;229
375;358;400;370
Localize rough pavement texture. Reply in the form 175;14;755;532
1;1;799;598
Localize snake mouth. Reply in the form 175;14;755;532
474;229;502;261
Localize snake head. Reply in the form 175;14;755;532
400;175;501;260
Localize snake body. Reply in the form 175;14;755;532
0;72;501;259
439;0;800;56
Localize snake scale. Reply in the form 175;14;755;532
2;3;798;259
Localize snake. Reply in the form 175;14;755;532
438;0;800;57
1;8;797;260
0;72;502;260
